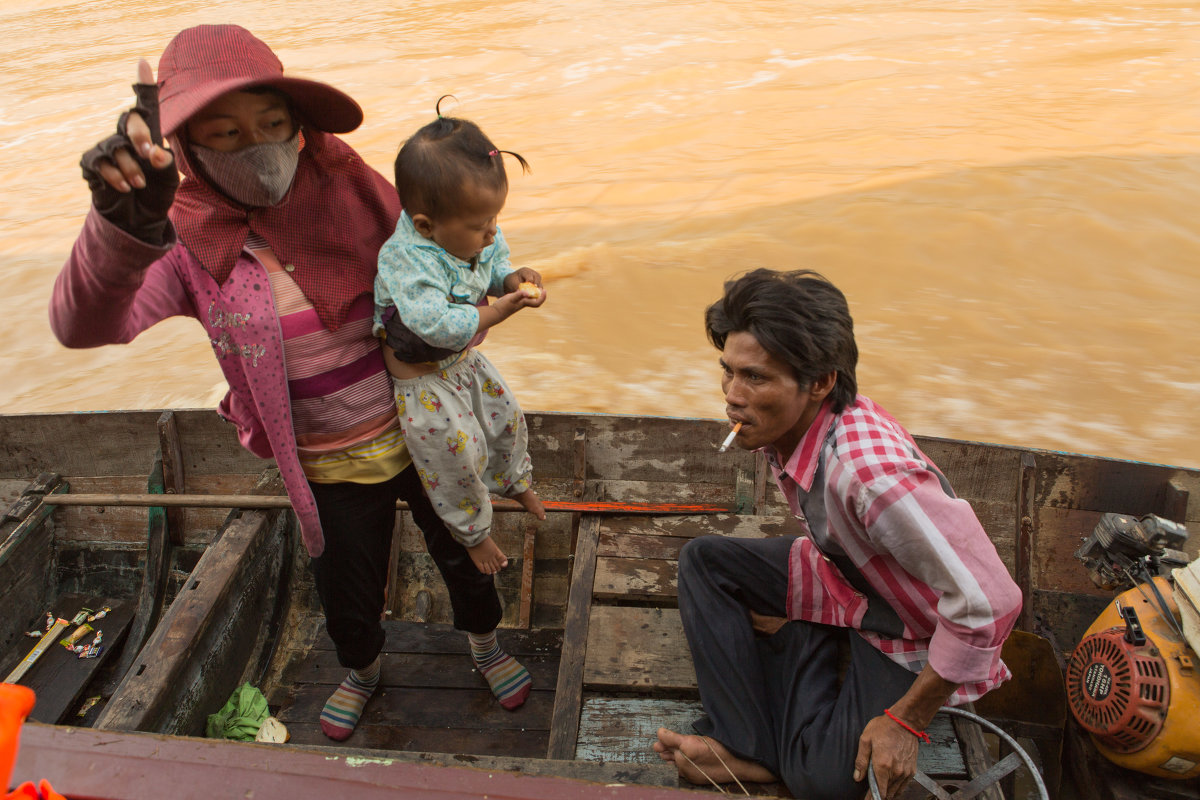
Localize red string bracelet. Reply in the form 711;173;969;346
884;708;932;743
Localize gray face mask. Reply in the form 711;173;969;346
192;132;300;207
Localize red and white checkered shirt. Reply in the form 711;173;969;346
770;396;1023;704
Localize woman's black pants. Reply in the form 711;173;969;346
309;465;502;669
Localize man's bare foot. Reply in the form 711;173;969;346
653;727;777;786
511;487;546;520
467;535;508;574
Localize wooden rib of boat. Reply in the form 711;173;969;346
1;407;1198;799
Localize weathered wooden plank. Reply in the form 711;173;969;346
96;477;289;735
104;455;175;691
312;620;563;657
915;716;971;778
0;477;65;675
576;696;966;777
753;450;772;514
594;557;679;601
0;474;66;566
572;426;587;500
951;709;1005;800
0;479;28;508
519;520;537;628
598;531;693;561
600;513;800;540
53;545;142;600
286;721;552;758
547;515;602;759
577;696;703;764
590;479;737;507
390;552;545;629
971;632;1067;797
0;409;268;480
281;684;554;730
22;596;132;724
917;437;1022;506
584;606;696;691
1033;507;1130;597
527;412;758;486
51;473;255;548
385;508;406;622
295;651;561;689
394;502;573;557
1035;450;1200;523
1164;478;1190;525
0;548;55;681
594;516;799;601
157;410;187;547
1030;589;1111;663
1016;452;1037;632
0;411;164;478
14;722;701;800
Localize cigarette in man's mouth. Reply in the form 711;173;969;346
717;422;743;453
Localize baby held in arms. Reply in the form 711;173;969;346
374;98;547;576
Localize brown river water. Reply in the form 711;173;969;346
2;1;1199;467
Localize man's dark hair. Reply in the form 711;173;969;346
705;269;858;412
394;101;528;220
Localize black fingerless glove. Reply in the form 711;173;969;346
79;82;179;245
383;312;459;363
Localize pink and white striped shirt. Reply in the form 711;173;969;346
251;235;407;484
771;396;1023;704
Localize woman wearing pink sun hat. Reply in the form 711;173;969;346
50;24;533;742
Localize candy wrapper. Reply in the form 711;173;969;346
60;624;92;649
76;644;104;660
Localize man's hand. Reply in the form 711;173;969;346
749;610;787;637
853;663;959;799
854;712;919;799
79;60;178;243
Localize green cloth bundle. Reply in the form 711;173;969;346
205;683;269;741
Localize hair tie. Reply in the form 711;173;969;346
435;94;457;120
883;709;931;744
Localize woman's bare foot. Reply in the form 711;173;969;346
511;487;546;520
653;727;777;786
467;535;508;574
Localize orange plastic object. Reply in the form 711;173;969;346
6;782;65;800
0;684;65;799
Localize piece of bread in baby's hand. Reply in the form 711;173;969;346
519;281;542;299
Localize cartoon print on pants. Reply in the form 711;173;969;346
419;389;442;412
418;468;439;491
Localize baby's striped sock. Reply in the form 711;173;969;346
319;657;380;741
468;631;531;710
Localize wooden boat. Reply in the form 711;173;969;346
2;407;1198;799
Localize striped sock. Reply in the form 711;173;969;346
319;657;380;741
468;631;531;710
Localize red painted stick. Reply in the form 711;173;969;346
492;498;731;514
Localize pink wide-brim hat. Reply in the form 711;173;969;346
157;24;363;136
